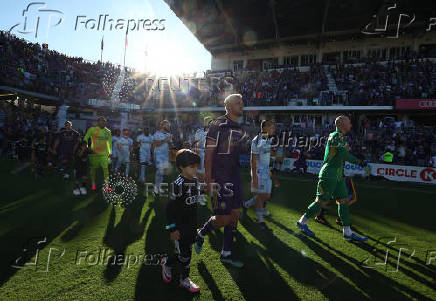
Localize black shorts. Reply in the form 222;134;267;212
75;162;88;178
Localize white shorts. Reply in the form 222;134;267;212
118;154;130;164
139;149;151;163
155;156;169;170
251;173;272;194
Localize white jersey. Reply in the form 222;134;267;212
251;135;272;176
194;128;207;150
117;136;133;156
137;134;152;152
153;131;170;161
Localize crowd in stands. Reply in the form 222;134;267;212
1;30;435;109
1;100;435;172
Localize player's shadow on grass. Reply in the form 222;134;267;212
196;261;226;301
328;225;436;288
60;195;109;242
0;178;108;287
102;197;151;282
269;218;434;301
205;215;362;300
135;196;196;301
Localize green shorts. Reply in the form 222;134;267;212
316;177;348;202
89;154;109;170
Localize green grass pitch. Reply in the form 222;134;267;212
0;159;435;300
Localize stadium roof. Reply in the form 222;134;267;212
165;0;434;54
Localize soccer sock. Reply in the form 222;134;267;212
245;197;256;208
140;165;146;180
125;162;130;176
338;203;351;227
178;256;191;280
256;208;264;223
304;201;321;219
298;215;308;225
103;166;109;183
155;168;163;188
199;217;215;237
343;226;352;236
222;225;234;254
90;167;96;183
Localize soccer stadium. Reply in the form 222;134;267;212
0;0;435;300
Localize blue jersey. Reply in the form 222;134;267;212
251;135;272;175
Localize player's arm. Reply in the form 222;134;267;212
153;135;171;147
117;141;122;154
251;153;259;188
107;130;112;156
335;135;360;165
83;127;92;143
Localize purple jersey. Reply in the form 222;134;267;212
57;129;80;155
206;115;246;180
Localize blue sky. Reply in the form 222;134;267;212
0;0;211;74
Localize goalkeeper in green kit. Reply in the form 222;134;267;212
83;116;112;191
296;115;368;242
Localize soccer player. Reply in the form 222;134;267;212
195;94;246;268
296;115;368;242
161;149;201;293
54;121;80;179
244;120;279;231
111;129;121;171
152;120;172;195
136;128;153;183
193;117;212;206
83;116;112;191
116;128;133;175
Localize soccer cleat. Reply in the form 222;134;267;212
194;229;204;254
73;188;80;196
258;222;272;232
344;233;368;242
179;277;200;293
296;221;315;237
220;255;244;268
79;187;87;195
335;218;343;226
315;215;327;225
91;183;96;191
161;257;172;283
262;209;271;216
243;198;255;208
63;173;70;179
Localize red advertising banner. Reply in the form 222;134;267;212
395;99;436;110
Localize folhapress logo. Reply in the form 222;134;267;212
9;2;64;38
9;2;166;40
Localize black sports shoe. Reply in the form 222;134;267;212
258;222;272;232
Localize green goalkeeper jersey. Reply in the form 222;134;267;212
83;126;112;156
319;130;360;179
